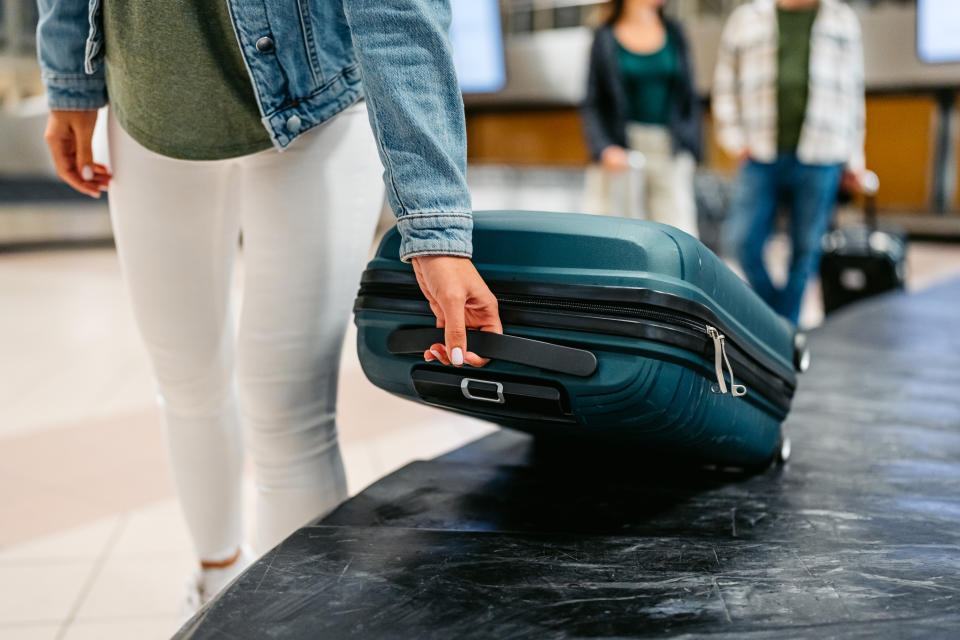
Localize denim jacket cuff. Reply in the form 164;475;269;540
42;72;108;111
397;212;473;263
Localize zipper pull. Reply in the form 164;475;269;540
706;326;747;398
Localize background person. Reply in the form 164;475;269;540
582;0;702;236
713;0;867;323
36;0;501;615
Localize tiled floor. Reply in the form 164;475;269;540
2;232;960;639
0;246;495;640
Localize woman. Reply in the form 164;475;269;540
582;0;702;236
36;0;500;614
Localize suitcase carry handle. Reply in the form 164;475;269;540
386;328;598;378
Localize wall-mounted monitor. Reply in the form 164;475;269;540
918;0;960;63
449;0;507;93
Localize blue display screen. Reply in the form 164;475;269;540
918;0;960;63
449;0;507;93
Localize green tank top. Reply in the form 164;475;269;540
616;29;680;127
103;0;273;161
776;6;818;152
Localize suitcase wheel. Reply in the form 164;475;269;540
793;333;811;373
736;433;790;475
777;436;791;465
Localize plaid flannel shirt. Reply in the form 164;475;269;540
712;0;866;171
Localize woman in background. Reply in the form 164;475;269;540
582;0;702;236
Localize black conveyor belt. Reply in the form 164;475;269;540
177;279;960;639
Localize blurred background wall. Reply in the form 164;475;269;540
461;0;959;231
1;0;959;245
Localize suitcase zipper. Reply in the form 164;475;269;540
357;280;798;405
494;294;706;332
496;294;748;398
706;326;747;397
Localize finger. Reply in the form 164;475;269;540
413;260;445;326
91;166;113;186
50;137;99;197
463;351;490;368
462;304;498;367
441;295;467;367
72;120;96;184
412;260;434;306
475;293;502;334
430;303;445;328
51;132;99;196
428;342;451;366
412;260;427;294
86;172;112;187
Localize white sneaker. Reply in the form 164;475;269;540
181;545;256;622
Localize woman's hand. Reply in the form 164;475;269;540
410;255;502;367
44;110;112;197
841;168;877;196
601;145;630;173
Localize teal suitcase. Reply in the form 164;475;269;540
354;211;805;469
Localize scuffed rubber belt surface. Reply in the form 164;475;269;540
176;277;960;639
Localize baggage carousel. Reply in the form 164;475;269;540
176;278;960;639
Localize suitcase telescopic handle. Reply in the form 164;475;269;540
861;170;880;229
386;328;598;378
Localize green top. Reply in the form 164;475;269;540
103;0;273;161
776;5;818;152
616;29;680;127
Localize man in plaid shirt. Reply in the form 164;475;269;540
713;0;867;324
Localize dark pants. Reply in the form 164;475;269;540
729;154;843;324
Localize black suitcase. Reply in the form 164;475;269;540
820;175;906;315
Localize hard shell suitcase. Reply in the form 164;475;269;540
354;211;806;469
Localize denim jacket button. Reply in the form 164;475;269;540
255;36;274;53
285;115;302;132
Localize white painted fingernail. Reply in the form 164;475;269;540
429;349;442;360
81;165;94;181
451;347;463;366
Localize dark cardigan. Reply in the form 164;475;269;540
581;18;703;162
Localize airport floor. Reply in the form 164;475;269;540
2;233;960;639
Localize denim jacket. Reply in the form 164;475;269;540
35;0;473;261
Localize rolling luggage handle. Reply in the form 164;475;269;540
386;328;598;378
861;170;880;229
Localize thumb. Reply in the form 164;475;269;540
72;122;95;181
442;296;467;367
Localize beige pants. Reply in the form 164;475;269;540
583;123;699;238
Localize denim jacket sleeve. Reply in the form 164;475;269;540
342;0;472;262
36;0;107;111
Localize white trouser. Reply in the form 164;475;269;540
582;123;699;238
626;123;698;237
106;103;384;558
